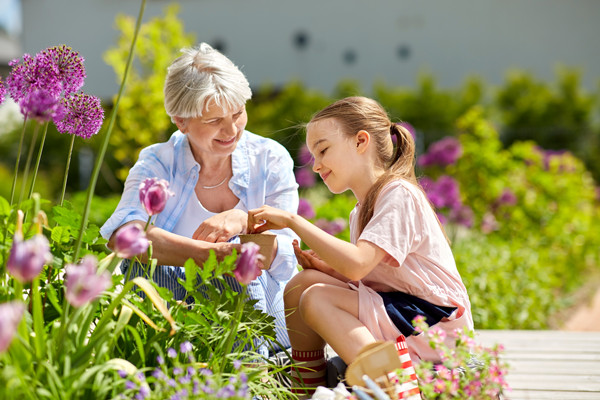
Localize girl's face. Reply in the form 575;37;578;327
306;118;359;194
177;99;248;162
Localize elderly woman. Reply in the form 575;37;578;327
100;43;299;353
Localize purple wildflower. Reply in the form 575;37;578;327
418;136;463;167
180;341;192;354
480;212;499;234
156;355;164;365
0;301;26;353
113;223;149;259
152;368;165;380
233;360;242;370
125;380;137;390
234;242;263;285
295;167;316;188
37;45;86;94
65;255;112;307
173;367;183;375
297;198;315;219
7;233;53;283
139;177;174;216
19;88;63;122
118;370;128;379
54;92;104;139
167;347;177;358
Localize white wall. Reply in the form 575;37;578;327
20;0;600;100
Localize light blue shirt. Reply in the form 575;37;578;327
101;130;299;351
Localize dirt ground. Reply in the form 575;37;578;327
561;287;600;331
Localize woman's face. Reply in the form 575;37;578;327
180;99;248;161
306;118;358;194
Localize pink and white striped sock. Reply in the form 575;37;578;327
290;348;327;396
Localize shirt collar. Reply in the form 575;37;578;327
178;130;250;189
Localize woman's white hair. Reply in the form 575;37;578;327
164;43;252;120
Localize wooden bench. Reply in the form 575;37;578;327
477;330;600;400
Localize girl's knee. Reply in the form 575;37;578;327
298;283;331;322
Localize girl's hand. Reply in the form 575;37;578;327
292;240;348;281
193;209;247;242
247;205;292;233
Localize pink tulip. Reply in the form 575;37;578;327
139;177;174;216
7;233;52;283
65;255;112;307
113;223;149;258
0;301;26;352
234;242;263;285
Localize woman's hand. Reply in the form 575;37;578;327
193;209;247;242
210;242;242;262
247;205;293;233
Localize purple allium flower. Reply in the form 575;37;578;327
19;88;63;122
295;167;316;188
180;341;192;354
496;188;517;207
167;347;177;358
0;301;26;353
7;233;53;283
449;205;474;228
37;45;86;94
54;92;104;139
315;218;346;236
65;255;112;307
418;136;462;167
435;175;461;209
234;242;263;285
297;144;314;166
297;198;315;219
139;177;174;216
113;223;149;259
6;53;62;104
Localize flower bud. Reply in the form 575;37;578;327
65;255;112;307
139;177;174;216
234;242;263;285
114;223;149;259
7;233;52;283
0;301;26;352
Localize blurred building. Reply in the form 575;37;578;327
6;0;600;100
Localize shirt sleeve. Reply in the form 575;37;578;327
262;142;300;282
357;182;422;268
99;146;171;240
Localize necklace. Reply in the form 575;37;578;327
200;175;229;189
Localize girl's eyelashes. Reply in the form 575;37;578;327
320;147;328;155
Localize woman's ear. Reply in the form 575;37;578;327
355;130;370;154
173;116;187;133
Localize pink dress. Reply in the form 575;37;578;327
348;179;473;362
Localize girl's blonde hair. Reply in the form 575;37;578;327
309;96;448;240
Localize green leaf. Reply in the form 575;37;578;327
51;225;72;244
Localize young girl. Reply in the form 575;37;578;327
248;97;473;395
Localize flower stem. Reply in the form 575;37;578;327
59;134;76;206
220;290;245;373
73;0;147;261
9;117;28;205
27;121;49;201
17;121;39;207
